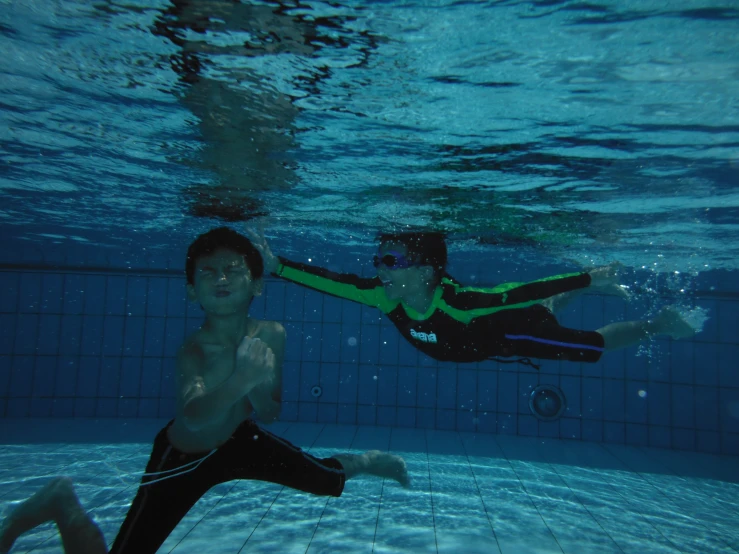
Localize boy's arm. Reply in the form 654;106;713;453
247;323;285;424
177;342;266;431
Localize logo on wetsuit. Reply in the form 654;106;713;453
410;329;437;343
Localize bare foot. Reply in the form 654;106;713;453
364;450;411;488
652;306;697;340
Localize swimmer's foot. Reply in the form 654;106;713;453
335;451;411;488
651;306;697;340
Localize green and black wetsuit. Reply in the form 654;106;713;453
275;259;605;365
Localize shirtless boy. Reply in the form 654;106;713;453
0;227;409;554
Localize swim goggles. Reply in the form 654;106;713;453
372;250;418;270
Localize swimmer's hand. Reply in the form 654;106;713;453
588;262;631;301
236;336;275;392
244;220;279;274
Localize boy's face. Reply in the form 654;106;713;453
187;248;262;315
375;242;433;301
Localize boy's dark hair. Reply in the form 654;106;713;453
378;231;448;278
186;227;264;284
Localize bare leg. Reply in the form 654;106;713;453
0;477;107;554
598;306;696;351
334;451;411;488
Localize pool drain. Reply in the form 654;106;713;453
529;385;566;421
311;385;323;398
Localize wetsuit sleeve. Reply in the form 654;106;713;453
445;272;591;311
274;258;397;312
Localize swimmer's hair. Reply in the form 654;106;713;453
378;231;448;278
186;227;264;284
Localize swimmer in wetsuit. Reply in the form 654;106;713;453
0;228;409;554
247;227;697;369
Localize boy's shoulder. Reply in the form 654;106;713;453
253;319;286;341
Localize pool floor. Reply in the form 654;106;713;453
0;419;738;553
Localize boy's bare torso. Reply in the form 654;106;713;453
167;319;281;453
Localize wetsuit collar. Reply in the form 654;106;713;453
401;285;443;321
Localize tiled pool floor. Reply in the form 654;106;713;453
1;419;738;553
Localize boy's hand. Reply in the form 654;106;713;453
235;336;275;391
588;262;631;300
244;219;279;274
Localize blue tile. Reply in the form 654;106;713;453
30;397;52;417
671;428;695;451
581;377;603;419
74;398;96;417
282;361;300;402
138;399;159;418
118;398;138;418
538;420;559;438
37;315;61;355
105;276;127;315
337;404;356;424
59;315;82;355
436;409;456;430
456;410;475;432
358;364;378;405
603;379;625;421
559;418;581;440
0;315;15;354
625;381;648;423
18;273;41;312
417;369;437;408
14;314;39;355
625;352;649;381
398;337;418;366
161;357;176;394
298;401;318;422
302;323;322;362
517;414;537;436
126;278;148;317
123;317;146;356
120;358;141;397
377;406;396;427
321;323;341;362
692;342;718;387
32;357;55;396
497;371;517;413
283;288;305;321
303;290;323;322
83;275;107;314
76;358;100;396
477;411;496;434
415;408;434;429
317;403;337;424
357;404;376;425
718;344;739;388
396;406;415;428
0;273;19;312
437;368;456;409
518;372;538;414
721;433;739;456
0;356;10;396
166;281;187;317
477;370;497;411
54;357;77;397
339;324;361;363
397;366;417;407
378;325;400;365
649;426;671;449
717;301;738;343
602;349;625;380
559;375;580;418
96;398;118;417
6;398;30;417
323;295;343;323
98;357;121;397
10;356;34;395
341;300;360;324
647;382;670;426
163;318;186;357
669;342;694;384
140;358;162;397
604;421;625;443
671;384;695;428
159;396;176;418
81;315;104;355
337;364;357;404
625;423;648;446
696;430;720;454
720;388;739;433
144;318;166;356
318;363;339;403
52;398;75;417
377;366;398;406
457;369;477;412
581;296;605;330
40;274;64;313
102;317;124;356
497;412;517;435
146;278;168;317
300;361;320;402
581;420;603;442
359;325;380;364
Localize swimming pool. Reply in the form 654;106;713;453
1;0;738;552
